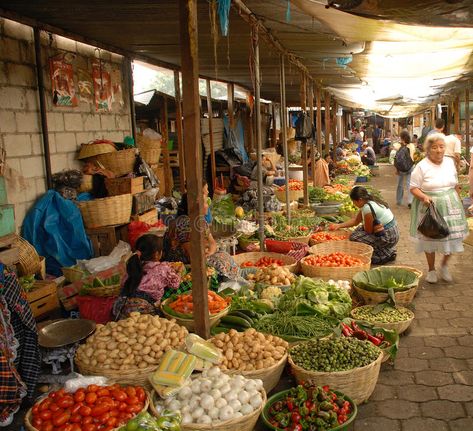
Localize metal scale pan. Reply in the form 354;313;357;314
38;319;96;349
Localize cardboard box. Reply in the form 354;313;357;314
105;176;144;196
25;281;59;318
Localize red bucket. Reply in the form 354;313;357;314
77;295;117;324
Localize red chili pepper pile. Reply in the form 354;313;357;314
30;385;146;431
341;321;387;347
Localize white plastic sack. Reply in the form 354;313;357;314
78;241;131;274
65;374;108;393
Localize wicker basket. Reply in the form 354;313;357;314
350;306;415;335
75;356;157;389
78;194;132;228
300;254;371;280
309;240;374;261
95;148;136;176
288;352;383;404
61;266;85;283
308;229;352;246
25;389;150;431
81;284;121;297
161;299;229;332
78;174;93;192
233;252;298;273
221;353;287;393
238;236;260;252
137;134;162;150
140;147;162;165
17;237;41;276
275;234;311;244
77;141;116;160
274;189;304;203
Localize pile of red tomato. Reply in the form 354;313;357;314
310;231;349;243
240;257;285;268
29;384;146;431
304;252;363;268
277;179;303;191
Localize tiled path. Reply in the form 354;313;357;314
353;164;473;431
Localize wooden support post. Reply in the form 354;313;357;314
447;100;453;135
126;58;137;142
430;106;436;127
160;96;172;196
332;100;338;161
206;79;217;190
316;85;322;155
455;95;460;134
279;55;291;223
253;28;265;250
300;74;309;206
174;70;186;193
466;86;470;162
179;0;209;338
324;92;331;156
271;103;277;147
227;83;234;128
309;83;316;186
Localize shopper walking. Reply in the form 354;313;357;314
409;133;468;283
394;131;415;207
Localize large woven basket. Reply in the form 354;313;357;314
351;305;415;335
308;229;352;246
78;194;132;228
161;299;229;332
61;266;85;283
309;240;374;261
95;148;136;176
233;252;298;273
75;356;157;389
137;134;161;150
25;389;150;431
352;266;422;306
274;188;303;203
17;237;41;276
81;284;121;297
288;351;383;404
140;147;162;165
300;254;371;280
274;233;312;244
77;141;116;159
221;353;287;393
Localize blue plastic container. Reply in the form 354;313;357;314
356;176;368;183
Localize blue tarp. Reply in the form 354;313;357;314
223;115;249;164
22;191;93;276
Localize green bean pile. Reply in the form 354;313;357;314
290;338;381;372
352;306;412;323
254;313;336;339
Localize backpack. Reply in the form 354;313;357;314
394;146;414;173
295;112;313;139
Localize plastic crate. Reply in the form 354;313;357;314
77;295;117;324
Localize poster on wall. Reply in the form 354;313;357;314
49;57;78;107
111;67;124;107
77;68;94;104
92;61;112;111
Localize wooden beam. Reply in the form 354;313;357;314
316;85;322;156
160;96;172;196
271;103;277;148
430;106;436;127
126;58;137;142
227;83;235;128
324;92;331;156
331;100;337;161
206;79;217;190
279;55;291;223
309;83;316;186
179;0;209;338
174;70;186;193
300;74;309;206
466;87;470;163
253;27;265;250
455;95;461;134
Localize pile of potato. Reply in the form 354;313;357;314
210;328;288;372
76;312;188;371
246;264;295;286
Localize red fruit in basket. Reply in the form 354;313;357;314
135;387;146;403
32;417;43;428
111;390;127;402
82;424;97;431
49;402;60;413
57;396;74;409
74;390;86;403
52;411;70;427
87;385;99;393
79;405;92;417
41;421;54;431
85;393;97;405
91;404;110;417
97;388;110;397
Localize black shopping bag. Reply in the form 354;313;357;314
417;202;450;239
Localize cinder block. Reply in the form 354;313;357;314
0;111;16;133
55;132;77;152
100;115;116;130
31;134;45;155
0;37;21;62
0;62;7;84
25;89;39;111
4;134;32;157
82;114;101;131
107;131;125;142
5;158;21;173
47;112;64;132
35;178;47;195
19;39;35;63
75;131;95;146
76;41;95;58
64;113;84;132
67;152;81;170
20;156;45;178
7;64;36;87
24;178;38;202
14;202;27;230
50;153;68;173
53;35;77;52
16;112;40;133
111;53;124;64
116;115;131;131
0;87;26;110
2;19;33;41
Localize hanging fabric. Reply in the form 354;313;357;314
217;0;231;36
286;0;291;23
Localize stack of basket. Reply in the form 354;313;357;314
137;134;162;166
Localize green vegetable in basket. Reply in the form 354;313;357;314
352;267;419;292
351;305;412;323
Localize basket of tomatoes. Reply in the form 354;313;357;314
300;252;370;280
233;252;298;273
25;384;148;431
274;180;304;203
308;230;351;246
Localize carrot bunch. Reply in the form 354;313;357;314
168;291;230;315
304;252;363;268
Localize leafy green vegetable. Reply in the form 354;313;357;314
353;267;419;292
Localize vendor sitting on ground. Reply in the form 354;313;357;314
112;234;181;320
361;142;376;166
313;151;330;187
329;186;399;264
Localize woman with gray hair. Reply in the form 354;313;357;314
409;133;468;283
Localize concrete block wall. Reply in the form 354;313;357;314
0;18;132;230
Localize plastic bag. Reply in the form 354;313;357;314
417;203;450;239
65;375;108;393
77;241;131;273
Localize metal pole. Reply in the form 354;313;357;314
253;28;265;251
126;58;137;142
33;27;53;189
279;55;290;223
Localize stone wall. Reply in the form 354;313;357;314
0;18;132;230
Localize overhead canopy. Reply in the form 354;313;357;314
1;0;473;115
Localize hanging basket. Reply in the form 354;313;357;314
17;237;41;276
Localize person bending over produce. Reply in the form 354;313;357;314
329;186;399;264
409;133;468;284
113;234;181;320
164;181;240;281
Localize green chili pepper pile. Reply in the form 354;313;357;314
352;305;412;323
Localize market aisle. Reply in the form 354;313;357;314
354;164;473;431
